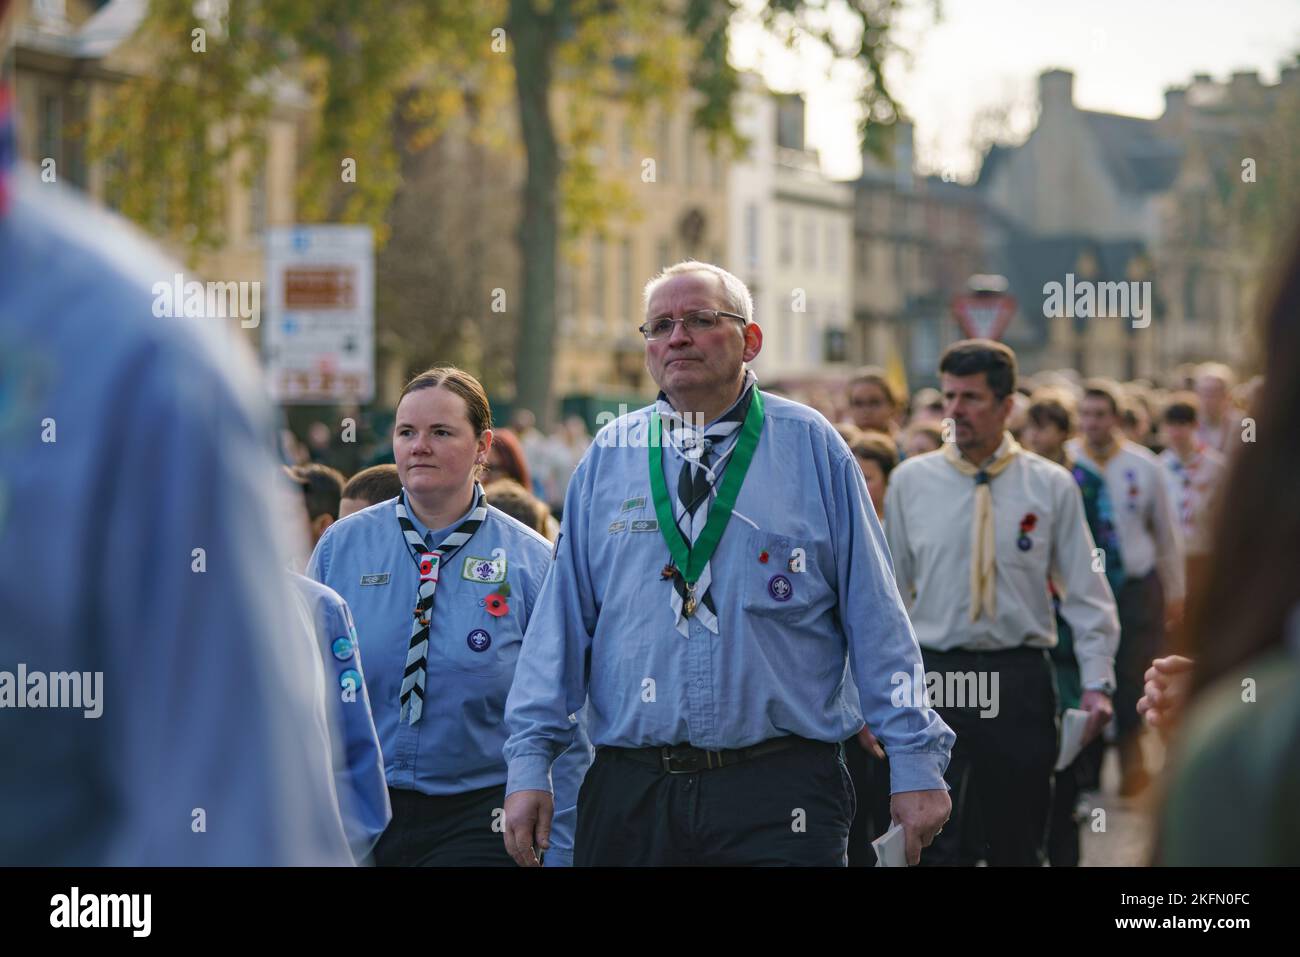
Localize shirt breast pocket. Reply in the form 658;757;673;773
429;607;515;679
738;526;832;627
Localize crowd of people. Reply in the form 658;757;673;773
5;3;1298;862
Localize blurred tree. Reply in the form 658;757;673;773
94;0;922;423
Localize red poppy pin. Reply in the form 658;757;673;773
485;580;511;617
758;550;770;564
1019;512;1038;533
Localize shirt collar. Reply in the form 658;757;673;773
400;487;479;548
656;369;758;430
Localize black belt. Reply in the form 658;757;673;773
605;736;806;775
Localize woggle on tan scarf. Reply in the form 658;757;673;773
942;433;1022;621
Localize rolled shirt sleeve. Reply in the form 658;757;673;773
833;454;954;794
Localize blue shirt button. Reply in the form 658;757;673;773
332;637;354;661
339;669;361;692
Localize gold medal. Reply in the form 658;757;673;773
683;583;697;618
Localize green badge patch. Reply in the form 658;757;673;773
608;520;627;534
621;496;647;512
630;519;658;532
461;555;507;584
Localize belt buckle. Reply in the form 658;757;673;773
661;746;704;774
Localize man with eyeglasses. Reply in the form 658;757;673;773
502;260;953;866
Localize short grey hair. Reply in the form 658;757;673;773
642;260;754;325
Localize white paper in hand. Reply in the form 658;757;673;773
1055;708;1091;772
872;822;908;867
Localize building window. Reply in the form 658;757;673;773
38;92;63;170
657;114;672;184
592;237;607;326
826;222;838;273
803;217;816;269
778;212;793;266
745;203;760;269
621;238;635;324
249;165;267;241
684;128;695;189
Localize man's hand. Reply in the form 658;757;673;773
503;789;553;867
856;724;886;760
1137;654;1195;737
1079;688;1114;743
890;788;951;866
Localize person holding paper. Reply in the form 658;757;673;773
885;340;1120;866
1023;390;1126;866
502;261;953;867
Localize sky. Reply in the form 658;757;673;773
730;0;1300;182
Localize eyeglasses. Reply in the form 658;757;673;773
638;309;746;341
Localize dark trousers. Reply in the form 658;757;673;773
919;646;1057;866
373;784;515;867
1115;572;1166;750
574;738;853;866
843;737;892;866
1046;736;1104;867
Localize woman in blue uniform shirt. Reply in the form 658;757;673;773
309;367;589;866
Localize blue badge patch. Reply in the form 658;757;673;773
466;629;492;653
1017;535;1033;551
768;574;793;602
331;637;355;661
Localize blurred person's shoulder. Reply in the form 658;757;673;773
318;495;401;546
1161;644;1300;864
1;172;267;421
890;446;948;486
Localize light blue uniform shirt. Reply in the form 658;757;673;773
308;492;591;865
0;172;354;865
504;389;954;798
289;573;392;863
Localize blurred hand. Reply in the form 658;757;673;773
1080;689;1114;743
856;724;886;760
891;788;951;866
1137;654;1195;736
503;789;553;867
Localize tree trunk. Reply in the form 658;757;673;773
507;0;561;428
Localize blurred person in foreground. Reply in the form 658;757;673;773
339;464;403;519
1155;224;1300;865
0;0;351;864
902;421;944;458
280;477;390;864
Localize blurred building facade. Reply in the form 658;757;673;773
12;0;307;320
852;119;987;390
728;82;853;385
978;67;1297;380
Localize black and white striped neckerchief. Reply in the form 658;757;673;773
395;484;488;724
655;371;757;636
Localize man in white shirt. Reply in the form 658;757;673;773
1068;380;1185;796
1158;393;1226;559
1194;363;1246;458
886;340;1119;865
